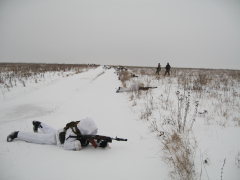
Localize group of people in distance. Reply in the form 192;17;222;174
156;63;171;76
116;63;171;93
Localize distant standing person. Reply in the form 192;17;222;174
156;63;161;75
164;63;171;76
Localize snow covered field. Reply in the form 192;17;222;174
0;65;240;180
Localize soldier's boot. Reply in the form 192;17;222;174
32;121;42;133
116;87;121;93
7;131;19;142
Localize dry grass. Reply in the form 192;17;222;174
158;92;199;179
233;117;240;127
161;130;197;180
0;63;98;89
118;71;131;87
116;65;240;179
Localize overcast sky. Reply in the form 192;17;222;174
0;0;239;69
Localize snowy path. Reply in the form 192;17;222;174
0;67;167;180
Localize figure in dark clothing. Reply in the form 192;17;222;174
156;63;161;75
164;63;171;76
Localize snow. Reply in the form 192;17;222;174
0;66;240;180
0;67;167;180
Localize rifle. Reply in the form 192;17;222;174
67;135;127;143
139;87;157;90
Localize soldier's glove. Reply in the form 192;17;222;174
59;132;66;144
99;140;108;148
80;138;90;146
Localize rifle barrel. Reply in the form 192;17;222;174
113;137;127;141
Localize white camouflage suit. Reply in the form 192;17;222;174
117;82;144;93
17;117;99;150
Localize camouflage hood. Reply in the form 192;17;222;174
78;117;98;135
